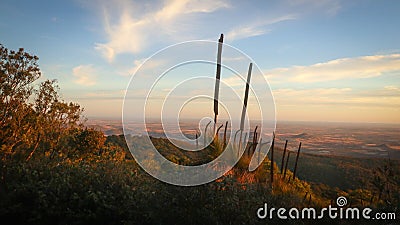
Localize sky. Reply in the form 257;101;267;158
1;0;399;123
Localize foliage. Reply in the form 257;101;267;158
0;44;398;224
0;155;312;225
1;44;41;155
0;44;84;161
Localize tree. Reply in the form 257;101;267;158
70;128;105;157
0;44;84;160
26;80;83;161
0;44;41;156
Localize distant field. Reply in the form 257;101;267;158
86;119;400;159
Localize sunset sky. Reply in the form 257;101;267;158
1;0;399;123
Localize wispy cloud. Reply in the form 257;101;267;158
273;87;400;108
267;54;400;83
127;58;166;76
225;0;341;42
273;87;400;123
94;0;230;62
273;87;352;105
225;15;296;42
384;85;400;92
285;0;342;16
72;64;97;86
88;0;346;62
84;89;126;99
223;75;246;87
266;52;400;122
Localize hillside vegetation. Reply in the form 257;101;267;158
1;44;399;224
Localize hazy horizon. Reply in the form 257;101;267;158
85;117;400;160
86;115;400;126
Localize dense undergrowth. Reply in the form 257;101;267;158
1;135;398;225
1;43;398;225
0;151;308;225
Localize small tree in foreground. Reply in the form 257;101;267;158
0;44;83;160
